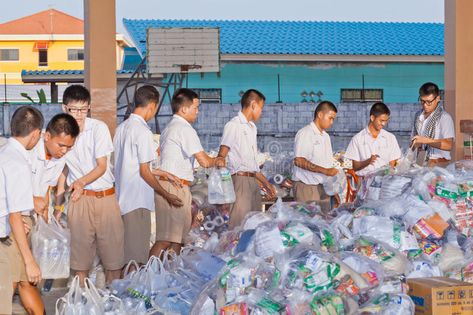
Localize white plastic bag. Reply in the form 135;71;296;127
208;167;236;204
31;217;70;279
323;167;346;196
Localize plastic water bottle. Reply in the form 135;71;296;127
219;168;236;203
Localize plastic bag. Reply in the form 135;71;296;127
31;217;70;279
208;167;236;204
323;167;346;196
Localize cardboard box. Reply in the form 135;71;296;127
408;277;473;315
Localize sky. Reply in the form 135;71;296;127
1;0;444;39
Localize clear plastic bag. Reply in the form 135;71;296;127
208;167;236;204
31;217;70;279
323;167;346;196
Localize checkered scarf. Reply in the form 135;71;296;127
413;104;443;157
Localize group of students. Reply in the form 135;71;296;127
0;81;453;314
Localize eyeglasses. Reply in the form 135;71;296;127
419;96;438;106
66;106;89;114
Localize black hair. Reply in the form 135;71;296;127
171;88;199;114
419;82;440;98
46;113;80;138
134;85;160;108
369;102;391;118
11;106;44;137
241;89;266;109
314;101;337;120
62;85;91;105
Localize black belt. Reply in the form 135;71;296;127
0;236;11;246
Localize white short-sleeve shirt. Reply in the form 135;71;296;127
292;122;333;185
114;114;156;215
417;111;455;160
0;138;34;237
65;117;114;191
29;135;67;197
345;128;402;176
159;115;204;182
220;111;260;174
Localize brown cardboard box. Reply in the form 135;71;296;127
408;277;473;315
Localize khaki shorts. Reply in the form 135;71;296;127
0;241;13;314
122;208;151;265
68;194;125;271
154;180;192;244
9;216;33;283
293;181;332;212
228;175;262;229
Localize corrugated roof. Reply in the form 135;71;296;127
0;9;83;35
123;19;444;56
22;69;135;76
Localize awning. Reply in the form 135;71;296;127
34;41;49;50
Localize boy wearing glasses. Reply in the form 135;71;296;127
410;82;455;167
59;85;124;286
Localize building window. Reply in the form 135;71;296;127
0;49;19;61
39;49;48;66
341;88;383;102
193;88;222;104
68;49;84;61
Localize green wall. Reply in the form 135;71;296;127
185;62;444;104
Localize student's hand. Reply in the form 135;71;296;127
164;173;183;189
333;194;341;208
369;154;380;165
165;193;184;207
324;168;339;177
25;260;42;284
411;135;430;146
33;196;47;217
69;179;85;202
215;156;226;168
53;205;64;223
264;183;277;200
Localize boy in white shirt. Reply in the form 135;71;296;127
216;89;276;228
292;101;339;211
345;103;401;176
114;85;182;266
0;106;43;315
58;85;124;286
31;113;79;221
411;82;455;167
149;88;225;257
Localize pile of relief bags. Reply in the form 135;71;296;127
54;153;473;314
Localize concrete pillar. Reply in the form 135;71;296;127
444;0;473;160
50;82;58;104
84;0;117;134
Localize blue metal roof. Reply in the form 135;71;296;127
123;19;444;56
22;69;135;76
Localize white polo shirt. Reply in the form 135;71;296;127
220;111;260;174
29;136;67;197
159;115;204;182
345;128;401;176
292;122;333;185
114;114;156;215
0;138;34;237
65;117;114;191
416;111;455;160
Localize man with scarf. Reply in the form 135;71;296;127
411;82;455;167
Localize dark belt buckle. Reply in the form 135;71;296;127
0;236;12;246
